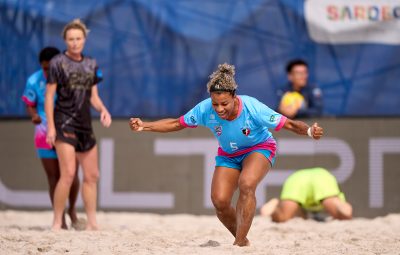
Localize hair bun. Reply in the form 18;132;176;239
218;63;235;76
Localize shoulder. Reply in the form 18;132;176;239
195;97;212;111
240;95;267;109
27;70;44;85
51;53;65;62
83;55;98;65
49;53;65;67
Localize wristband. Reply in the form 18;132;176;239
307;127;313;138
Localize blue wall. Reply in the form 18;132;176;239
1;0;400;117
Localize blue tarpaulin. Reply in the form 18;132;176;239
1;0;400;117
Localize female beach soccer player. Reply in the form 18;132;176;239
22;46;82;229
129;63;323;246
45;19;112;230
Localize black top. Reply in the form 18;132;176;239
48;52;102;132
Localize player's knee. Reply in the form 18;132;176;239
47;175;59;187
84;170;99;183
211;194;231;211
60;172;76;186
238;180;256;196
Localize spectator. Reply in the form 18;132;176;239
277;59;323;118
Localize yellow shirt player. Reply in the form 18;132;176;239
260;167;353;222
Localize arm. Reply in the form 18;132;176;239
45;83;57;146
282;118;323;140
90;85;112;127
129;118;185;133
26;105;41;124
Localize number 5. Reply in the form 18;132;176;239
230;142;238;151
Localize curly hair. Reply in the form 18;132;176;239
62;19;90;39
207;63;238;94
38;46;60;63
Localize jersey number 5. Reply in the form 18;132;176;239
230;142;238;151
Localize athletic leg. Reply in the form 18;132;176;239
40;158;68;229
271;200;302;222
322;196;352;220
67;161;80;224
76;145;99;230
52;141;77;230
211;167;240;238
234;152;270;246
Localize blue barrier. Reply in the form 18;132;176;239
1;0;399;117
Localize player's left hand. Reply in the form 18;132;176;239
311;122;323;140
100;110;112;128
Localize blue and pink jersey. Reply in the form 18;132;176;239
180;95;287;157
21;69;55;150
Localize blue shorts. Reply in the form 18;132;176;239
215;149;275;171
37;148;58;159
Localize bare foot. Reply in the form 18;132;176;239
336;201;353;219
51;224;62;231
61;214;68;230
85;224;99;231
233;238;250;247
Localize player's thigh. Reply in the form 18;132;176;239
55;141;77;176
239;152;271;190
40;158;60;179
76;145;99;181
211;167;240;202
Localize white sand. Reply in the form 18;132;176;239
1;210;399;255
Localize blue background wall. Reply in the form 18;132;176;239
1;0;400;117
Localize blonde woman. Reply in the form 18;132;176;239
45;19;111;230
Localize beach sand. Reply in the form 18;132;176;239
1;210;399;255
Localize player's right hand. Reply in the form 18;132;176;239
46;127;56;146
31;114;42;125
129;118;144;131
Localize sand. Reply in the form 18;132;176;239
1;210;399;255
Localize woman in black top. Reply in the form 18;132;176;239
45;19;111;230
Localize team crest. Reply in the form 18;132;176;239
214;125;222;136
242;128;251;136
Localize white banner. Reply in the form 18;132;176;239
305;0;400;45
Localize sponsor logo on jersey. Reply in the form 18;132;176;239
190;116;197;124
270;115;275;122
